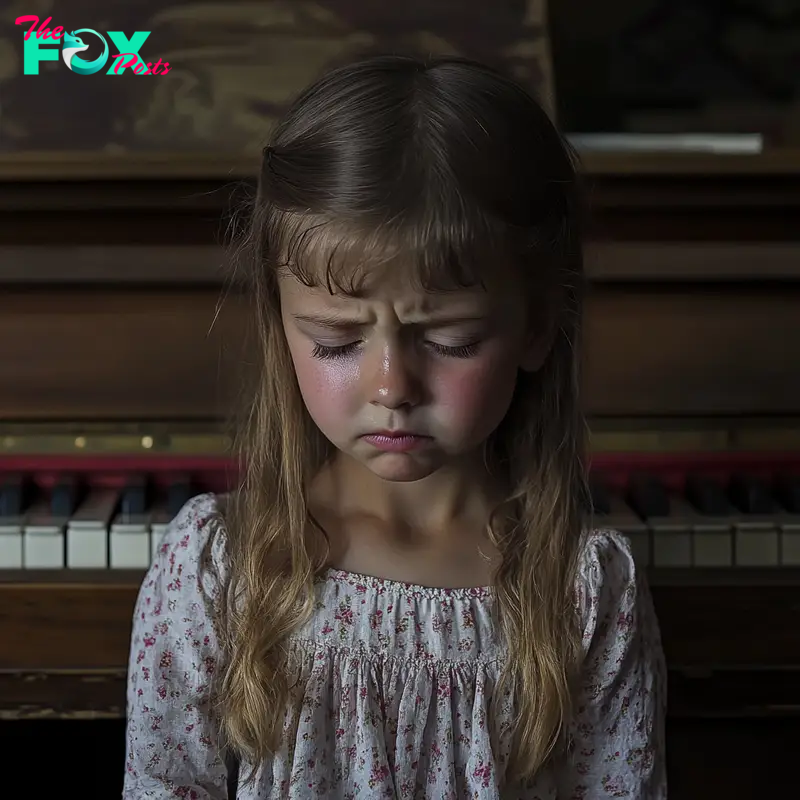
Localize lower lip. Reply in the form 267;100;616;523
361;434;431;452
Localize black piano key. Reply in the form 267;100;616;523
728;474;775;514
0;474;25;517
167;476;193;517
587;478;611;515
626;474;670;519
50;476;80;518
120;475;147;517
774;473;800;513
685;474;731;516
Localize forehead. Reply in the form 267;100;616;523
272;211;528;306
277;260;520;317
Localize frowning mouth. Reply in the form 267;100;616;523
360;431;432;452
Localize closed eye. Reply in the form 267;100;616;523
310;340;482;361
426;341;481;358
311;341;362;361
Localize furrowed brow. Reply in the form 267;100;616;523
420;314;489;326
292;313;364;329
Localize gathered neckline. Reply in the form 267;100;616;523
322;566;495;600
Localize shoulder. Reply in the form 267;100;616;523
142;492;229;602
576;527;640;596
573;528;659;653
154;491;227;553
156;491;226;543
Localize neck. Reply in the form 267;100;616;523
318;450;505;536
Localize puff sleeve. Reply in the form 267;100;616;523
556;531;668;799
123;493;230;799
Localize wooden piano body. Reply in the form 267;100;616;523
1;152;799;798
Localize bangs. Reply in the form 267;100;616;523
269;206;518;296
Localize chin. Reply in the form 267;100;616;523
362;452;444;483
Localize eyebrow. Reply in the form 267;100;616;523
292;313;364;329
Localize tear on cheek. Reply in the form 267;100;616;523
302;359;360;396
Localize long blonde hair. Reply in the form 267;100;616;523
202;54;589;784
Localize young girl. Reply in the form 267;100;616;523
123;55;666;798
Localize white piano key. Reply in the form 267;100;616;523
727;475;782;566
682;475;736;566
690;494;735;568
693;519;734;567
67;489;119;568
734;519;780;567
110;513;151;568
23;501;66;568
649;496;694;568
0;517;24;568
780;518;800;566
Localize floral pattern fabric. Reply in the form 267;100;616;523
124;493;667;799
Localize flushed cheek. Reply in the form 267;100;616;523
432;355;519;436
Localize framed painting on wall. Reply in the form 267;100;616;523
0;0;554;179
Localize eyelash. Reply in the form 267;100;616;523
310;341;481;361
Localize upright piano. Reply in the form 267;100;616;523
1;152;798;798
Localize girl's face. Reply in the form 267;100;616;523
279;263;545;482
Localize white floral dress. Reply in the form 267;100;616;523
123;494;667;799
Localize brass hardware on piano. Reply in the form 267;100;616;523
0;424;232;571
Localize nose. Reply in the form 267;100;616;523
366;341;422;410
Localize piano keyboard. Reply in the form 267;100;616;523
0;472;195;569
0;458;798;571
590;471;800;569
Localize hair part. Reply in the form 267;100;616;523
202;53;589;786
